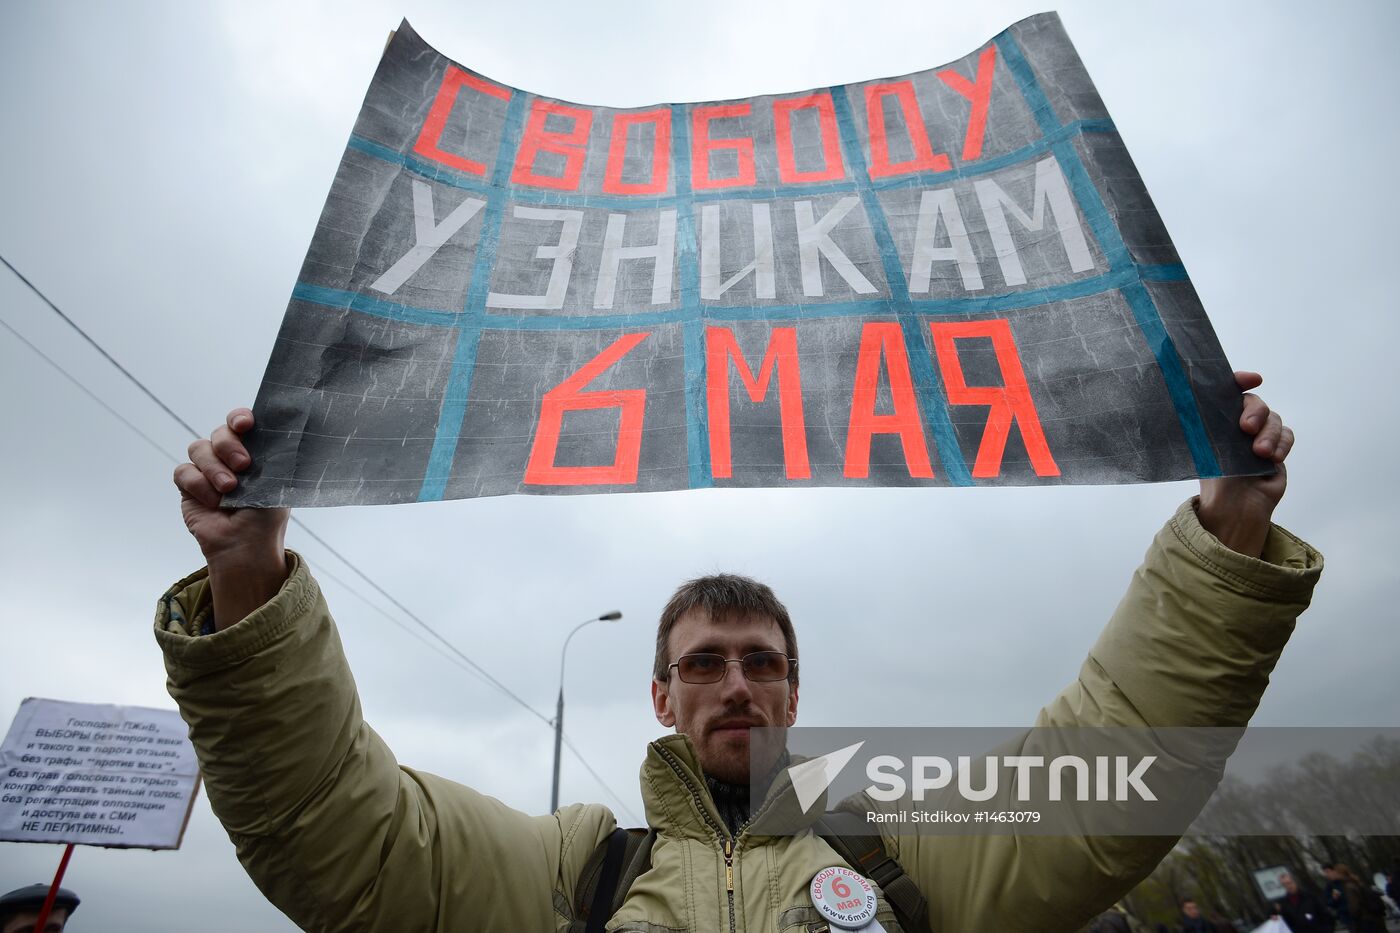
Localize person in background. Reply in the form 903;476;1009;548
1178;898;1212;933
1322;864;1351;928
0;884;80;933
1331;864;1387;933
1271;870;1334;933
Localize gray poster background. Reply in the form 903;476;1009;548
230;13;1268;507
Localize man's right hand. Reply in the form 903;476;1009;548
174;407;291;632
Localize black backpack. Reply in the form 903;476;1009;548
570;822;930;933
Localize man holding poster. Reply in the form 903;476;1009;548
153;14;1323;933
161;373;1317;933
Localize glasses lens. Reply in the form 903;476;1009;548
677;654;726;684
741;651;790;682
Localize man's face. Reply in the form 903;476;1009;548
2;907;68;933
1281;873;1298;894
1182;901;1200;919
651;609;798;784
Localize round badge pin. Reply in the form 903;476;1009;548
809;866;877;929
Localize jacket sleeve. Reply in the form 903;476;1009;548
154;551;615;933
885;499;1323;933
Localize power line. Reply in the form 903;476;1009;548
0;314;179;467
1;253;639;815
3;298;552;726
0;250;548;724
0;253;204;439
285;518;551;726
562;733;642;825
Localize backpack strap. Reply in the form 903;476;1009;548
575;827;656;933
816;821;931;933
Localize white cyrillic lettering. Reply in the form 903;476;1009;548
594;209;677;309
973;156;1094;286
795;197;877;297
486;207;584;310
909;188;983;292
700;203;775;300
370;181;486;295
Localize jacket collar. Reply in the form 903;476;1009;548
639;734;825;841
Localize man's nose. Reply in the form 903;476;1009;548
718;660;753;700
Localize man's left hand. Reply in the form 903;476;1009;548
1197;371;1294;558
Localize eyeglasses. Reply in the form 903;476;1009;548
668;652;797;684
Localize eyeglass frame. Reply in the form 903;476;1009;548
665;651;799;684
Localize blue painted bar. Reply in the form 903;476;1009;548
832;85;972;486
671;102;714;489
998;31;1220;478
417;89;529;501
294;266;1197;331
1121;281;1221;476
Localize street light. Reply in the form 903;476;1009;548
551;609;622;813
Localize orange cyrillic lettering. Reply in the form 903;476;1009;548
413;67;511;176
929;319;1058;477
524;332;650;485
691;104;756;190
864;81;950;179
706;327;810;479
844;323;934;478
511;100;594;191
937;46;997;163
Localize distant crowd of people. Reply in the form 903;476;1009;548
1087;862;1399;933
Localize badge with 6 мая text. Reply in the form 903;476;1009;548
810;866;885;931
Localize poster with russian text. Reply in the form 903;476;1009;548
0;698;200;849
230;13;1267;508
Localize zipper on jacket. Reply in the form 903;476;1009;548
724;837;736;933
724;837;734;892
655;745;739;933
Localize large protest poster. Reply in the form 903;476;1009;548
230;13;1267;508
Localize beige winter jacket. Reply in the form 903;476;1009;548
153;500;1321;932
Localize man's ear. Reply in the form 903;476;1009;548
652;678;676;728
786;682;799;727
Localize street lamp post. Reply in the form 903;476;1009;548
551;610;622;813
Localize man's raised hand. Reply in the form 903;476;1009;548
1197;371;1295;559
174;408;291;631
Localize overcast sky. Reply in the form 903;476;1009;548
2;1;1397;929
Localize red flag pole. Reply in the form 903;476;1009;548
32;843;75;933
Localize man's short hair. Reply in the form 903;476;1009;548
654;573;799;685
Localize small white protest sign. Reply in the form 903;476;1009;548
1252;865;1290;901
1249;918;1292;933
0;697;200;849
